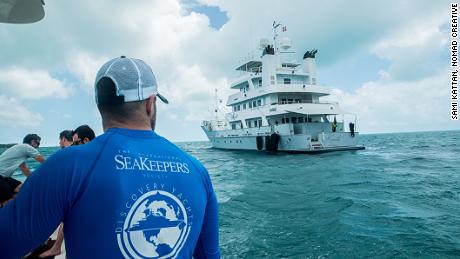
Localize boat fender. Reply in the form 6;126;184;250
256;136;264;151
265;136;272;151
265;133;280;152
270;133;280;152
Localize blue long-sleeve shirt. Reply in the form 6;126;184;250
0;128;220;258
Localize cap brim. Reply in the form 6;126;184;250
156;93;169;104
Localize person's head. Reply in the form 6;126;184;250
72;125;95;146
94;56;168;131
59;130;73;149
23;134;41;148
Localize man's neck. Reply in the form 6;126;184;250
102;120;152;132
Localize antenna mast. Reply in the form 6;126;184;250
273;21;283;50
214;88;219;121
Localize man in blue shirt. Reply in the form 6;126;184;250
0;56;220;258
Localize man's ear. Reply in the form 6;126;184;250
146;95;156;116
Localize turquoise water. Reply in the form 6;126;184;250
4;130;460;258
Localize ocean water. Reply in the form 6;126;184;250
3;130;460;258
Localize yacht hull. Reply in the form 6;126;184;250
202;126;364;153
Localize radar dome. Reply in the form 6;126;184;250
280;37;292;50
259;38;269;49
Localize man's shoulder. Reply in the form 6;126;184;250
44;142;104;172
159;138;208;172
11;143;30;150
4;143;36;155
156;138;194;158
62;137;106;157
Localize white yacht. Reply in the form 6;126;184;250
202;22;365;153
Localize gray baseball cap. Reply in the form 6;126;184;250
95;56;168;105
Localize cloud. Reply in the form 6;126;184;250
324;8;455;133
161;64;229;122
66;53;108;93
331;69;454;133
0;95;43;127
0;67;73;99
370;12;448;81
0;0;209;67
0;0;456;142
187;0;449;71
320;5;456;134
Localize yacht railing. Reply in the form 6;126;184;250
269;100;339;105
202;120;227;130
249;67;262;73
277;80;308;85
227;83;330;102
231;67;263;85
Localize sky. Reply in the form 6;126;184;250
0;0;458;146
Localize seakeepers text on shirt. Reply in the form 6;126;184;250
114;154;190;173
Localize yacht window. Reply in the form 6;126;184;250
253;101;257;107
288;99;293;104
249;102;253;108
298;117;304;123
257;100;261;106
243;103;246;109
308;117;312;122
282;99;287;104
233;106;236;112
254;120;257;127
295;99;301;103
258;79;262;86
286;118;290;123
258;119;262;127
292;117;297;123
284;78;291;84
281;118;285;124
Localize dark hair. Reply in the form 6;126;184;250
96;77;146;121
59;130;73;141
23;134;41;144
72;125;96;141
96;77;125;106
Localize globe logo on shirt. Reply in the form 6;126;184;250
117;190;191;258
